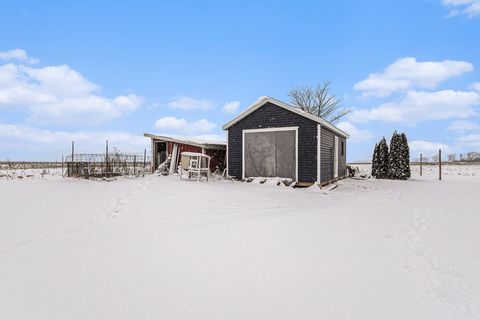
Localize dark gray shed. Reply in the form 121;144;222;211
223;96;349;186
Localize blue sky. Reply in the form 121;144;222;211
1;0;480;161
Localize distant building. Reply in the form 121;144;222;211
466;152;480;161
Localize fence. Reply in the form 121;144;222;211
64;152;151;178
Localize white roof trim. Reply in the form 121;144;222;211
222;96;349;138
143;133;226;149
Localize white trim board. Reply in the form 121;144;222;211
226;130;229;175
151;138;155;173
144;133;226;149
317;124;321;185
223;96;349;139
334;136;339;179
242;126;298;181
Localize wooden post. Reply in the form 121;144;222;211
207;157;211;182
133;155;136;176
62;155;64;175
197;156;201;182
70;141;74;177
105;140;109;178
143;149;147;171
420;154;422;176
439;149;442;181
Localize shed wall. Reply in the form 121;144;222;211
320;127;347;183
227;102;317;183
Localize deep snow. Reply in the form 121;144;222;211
1;166;480;319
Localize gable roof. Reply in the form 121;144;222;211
222;96;349;138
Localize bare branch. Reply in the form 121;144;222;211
287;81;350;123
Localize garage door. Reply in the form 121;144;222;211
243;128;297;180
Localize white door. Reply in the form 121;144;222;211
334;136;339;178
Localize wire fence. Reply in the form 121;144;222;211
65;152;151;178
64;153;149;163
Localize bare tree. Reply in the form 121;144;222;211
288;81;350;123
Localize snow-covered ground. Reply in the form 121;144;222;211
352;163;480;177
1;166;480;319
0;167;63;179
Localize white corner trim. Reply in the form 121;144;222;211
317;124;321;185
295;128;298;182
151;138;155;173
242;130;245;180
242;126;299;181
226;130;229;175
334;135;339;179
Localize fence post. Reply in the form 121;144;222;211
62;155;64;175
70;141;74;177
105;140;109;178
439;149;442;181
420;153;422;176
133;155;136;176
143;149;147;171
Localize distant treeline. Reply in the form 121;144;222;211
0;161;64;170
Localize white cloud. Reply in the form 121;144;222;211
350;90;480;123
188;119;216;134
448;120;480;132
222;101;241;114
24;64;98;97
0;123;148;160
471;82;480;92
336;121;373;141
354;57;474;97
0;53;143;125
155;117;188;130
410;140;453;156
442;0;480;18
155;116;216;135
167;97;213;111
456;133;480;149
28;94;142;126
0;49;38;64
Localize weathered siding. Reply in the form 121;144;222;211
320;126;334;183
205;148;226;172
320;127;347;183
227;102;318;183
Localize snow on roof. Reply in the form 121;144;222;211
222;96;349;138
143;133;226;149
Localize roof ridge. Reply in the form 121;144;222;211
222;96;349;138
